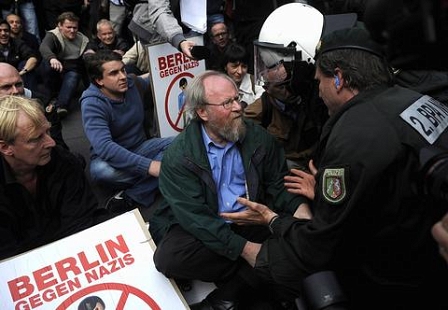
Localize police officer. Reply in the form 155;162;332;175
223;27;448;309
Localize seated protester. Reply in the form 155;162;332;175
0;19;41;93
83;19;130;57
244;89;328;170
0;96;111;260
1;0;41;42
244;70;327;170
222;42;264;108
205;21;233;71
122;40;149;75
150;71;312;309
39;11;90;118
80;50;174;212
0;62;68;150
6;13;40;51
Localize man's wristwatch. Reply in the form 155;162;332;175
268;215;279;234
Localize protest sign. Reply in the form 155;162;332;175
0;210;189;310
147;36;206;137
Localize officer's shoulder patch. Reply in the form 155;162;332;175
322;167;347;204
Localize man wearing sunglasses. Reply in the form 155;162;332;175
149;70;311;309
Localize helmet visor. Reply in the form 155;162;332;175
254;42;296;87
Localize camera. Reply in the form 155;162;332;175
295;271;348;310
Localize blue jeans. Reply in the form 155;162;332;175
42;62;82;109
58;70;82;109
90;136;175;208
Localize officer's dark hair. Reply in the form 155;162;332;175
78;295;105;310
84;49;123;86
316;49;394;91
315;27;394;91
221;43;250;70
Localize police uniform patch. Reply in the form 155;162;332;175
322;168;346;204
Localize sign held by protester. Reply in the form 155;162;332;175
148;36;206;137
0;210;189;309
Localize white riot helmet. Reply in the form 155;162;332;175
254;3;357;87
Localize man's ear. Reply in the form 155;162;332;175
95;77;104;87
196;107;209;122
0;140;13;157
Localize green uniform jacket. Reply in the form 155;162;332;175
149;118;308;261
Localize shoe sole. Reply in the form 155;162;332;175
57;109;68;119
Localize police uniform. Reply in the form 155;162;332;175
255;28;448;309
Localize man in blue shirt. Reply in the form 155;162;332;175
150;70;311;309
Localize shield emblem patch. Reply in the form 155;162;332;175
322;168;346;204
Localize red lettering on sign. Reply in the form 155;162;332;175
158;52;191;71
8;276;34;302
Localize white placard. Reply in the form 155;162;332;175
180;0;207;34
0;210;189;310
147;36;206;138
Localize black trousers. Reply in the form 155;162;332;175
153;224;271;298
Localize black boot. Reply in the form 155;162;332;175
189;289;238;310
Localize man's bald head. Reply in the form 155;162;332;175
0;62;24;96
0;62;20;78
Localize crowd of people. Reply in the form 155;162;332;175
0;0;292;118
1;1;448;310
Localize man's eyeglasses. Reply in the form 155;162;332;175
212;31;228;38
203;94;243;110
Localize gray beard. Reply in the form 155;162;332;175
212;117;246;142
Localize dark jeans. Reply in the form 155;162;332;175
41;62;84;109
90;137;174;208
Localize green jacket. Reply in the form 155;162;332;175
149;119;308;261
